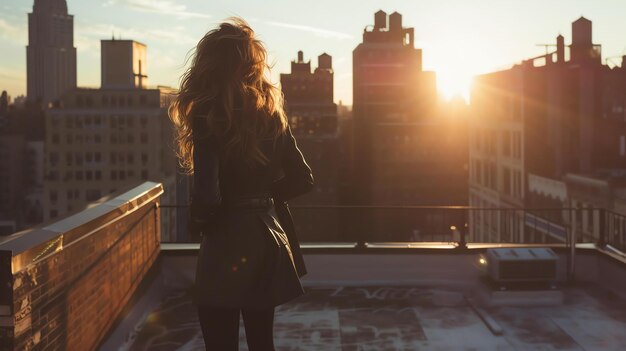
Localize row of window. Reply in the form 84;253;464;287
50;132;149;145
471;160;523;198
74;94;150;107
47;169;150;183
473;128;522;159
49;152;149;167
49;115;151;129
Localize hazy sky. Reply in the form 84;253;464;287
2;0;626;104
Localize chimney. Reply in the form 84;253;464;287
297;50;304;63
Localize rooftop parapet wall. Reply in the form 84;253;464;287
0;182;163;351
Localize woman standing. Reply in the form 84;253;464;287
169;18;313;351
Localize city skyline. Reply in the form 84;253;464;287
2;0;626;104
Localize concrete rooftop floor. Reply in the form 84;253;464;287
125;285;626;351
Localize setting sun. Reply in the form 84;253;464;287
436;70;473;102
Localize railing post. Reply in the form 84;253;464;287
598;208;606;247
457;222;468;250
568;207;577;284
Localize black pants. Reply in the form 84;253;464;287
198;307;275;351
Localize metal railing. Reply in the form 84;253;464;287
158;205;626;253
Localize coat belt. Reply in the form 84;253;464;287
225;197;274;209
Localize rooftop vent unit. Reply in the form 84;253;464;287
485;248;558;283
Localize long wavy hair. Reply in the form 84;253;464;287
169;17;288;174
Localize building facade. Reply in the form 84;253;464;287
280;51;342;241
43;40;178;239
352;10;465;207
470;17;626;243
27;0;77;106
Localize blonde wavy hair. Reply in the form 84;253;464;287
169;17;288;174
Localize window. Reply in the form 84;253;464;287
49;152;59;167
141;169;149;180
50;210;58;218
75;171;83;180
111;170;117;180
503;167;512;195
620;136;625;156
48;171;59;181
140;133;148;144
502;131;511;157
50;190;58;202
86;171;93;180
86;189;102;201
95;170;102;180
52;134;60;144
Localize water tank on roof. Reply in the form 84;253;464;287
318;53;332;70
389;12;402;31
572;17;592;46
374;10;387;30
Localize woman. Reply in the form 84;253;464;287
169;18;313;351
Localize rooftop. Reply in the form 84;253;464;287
125;284;626;350
1;182;626;350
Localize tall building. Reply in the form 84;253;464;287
27;0;77;106
281;51;337;137
43;40;178;239
352;11;465;206
280;51;342;240
469;17;626;243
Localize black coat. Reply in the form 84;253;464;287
190;117;313;308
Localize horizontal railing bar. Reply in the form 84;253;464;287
159;204;603;211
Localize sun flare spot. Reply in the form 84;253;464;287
436;70;473;103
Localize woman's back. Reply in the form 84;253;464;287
170;17;313;351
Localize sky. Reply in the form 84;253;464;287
2;0;626;104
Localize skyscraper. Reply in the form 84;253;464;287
280;51;342;240
27;0;77;106
352;11;464;206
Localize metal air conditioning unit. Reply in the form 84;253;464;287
485;248;558;283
